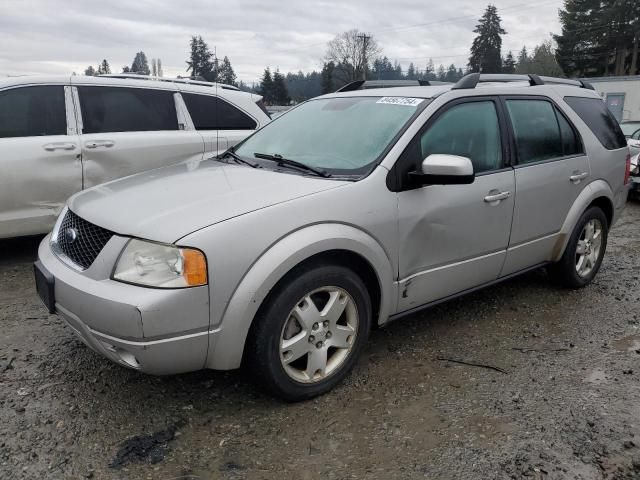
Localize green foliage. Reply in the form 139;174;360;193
84;65;96;76
186;36;214;80
321;62;335;94
503;51;516;74
468;5;506;73
516;41;565;76
131;51;150;75
554;0;640;76
219;56;237;86
97;59;111;75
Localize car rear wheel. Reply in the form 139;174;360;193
245;263;372;401
550;206;608;288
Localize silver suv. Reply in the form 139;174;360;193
0;74;270;238
35;74;631;401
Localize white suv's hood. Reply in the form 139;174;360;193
68;160;349;243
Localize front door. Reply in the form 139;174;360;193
395;98;515;313
74;84;205;188
0;84;82;238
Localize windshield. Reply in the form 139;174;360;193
620;122;640;137
234;96;428;175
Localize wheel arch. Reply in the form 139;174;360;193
552;180;614;261
205;223;395;370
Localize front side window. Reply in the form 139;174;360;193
506;100;563;164
234;96;425;175
78;86;178;134
420;101;502;173
182;93;257;130
0;86;66;138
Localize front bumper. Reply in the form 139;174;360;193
37;235;210;375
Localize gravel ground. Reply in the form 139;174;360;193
1;203;640;480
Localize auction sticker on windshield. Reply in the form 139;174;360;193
376;97;424;107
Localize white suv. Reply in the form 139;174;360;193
0;74;270;238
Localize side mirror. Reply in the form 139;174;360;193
409;154;475;185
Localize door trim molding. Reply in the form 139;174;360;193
398;249;505;284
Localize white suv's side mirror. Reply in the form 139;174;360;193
409;154;475;185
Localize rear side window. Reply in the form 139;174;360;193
557;111;582;156
182;93;257;130
506;100;563;164
419;101;502;173
0;86;66;138
78;86;178;134
564;96;627;150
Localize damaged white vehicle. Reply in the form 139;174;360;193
0;75;270;238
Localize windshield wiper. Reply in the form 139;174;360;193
253;153;331;178
216;147;260;168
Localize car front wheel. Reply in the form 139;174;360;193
245;263;372;401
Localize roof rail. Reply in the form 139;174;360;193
336;79;451;92
452;73;595;90
98;74;241;91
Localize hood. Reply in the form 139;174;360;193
68;160;349;243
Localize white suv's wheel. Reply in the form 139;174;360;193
246;263;372;401
551;206;608;288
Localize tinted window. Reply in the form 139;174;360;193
632;128;640;141
556;109;583;156
564;96;627;150
0;86;66;138
182;93;257;130
419;101;502;173
507;100;562;164
78;86;178;134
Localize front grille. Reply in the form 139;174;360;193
55;210;114;269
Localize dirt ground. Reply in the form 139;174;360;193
1;203;640;480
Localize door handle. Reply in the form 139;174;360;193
85;140;115;149
43;142;76;151
569;172;588;184
484;191;512;204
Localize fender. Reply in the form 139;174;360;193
551;179;614;262
206;223;396;370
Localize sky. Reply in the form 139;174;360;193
0;0;564;84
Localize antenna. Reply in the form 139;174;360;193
214;45;219;157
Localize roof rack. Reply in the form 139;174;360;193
452;73;595;90
98;74;241;91
336;79;451;92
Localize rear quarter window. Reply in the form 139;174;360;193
182;93;257;130
563;96;627;150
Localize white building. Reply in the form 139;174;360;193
582;75;640;123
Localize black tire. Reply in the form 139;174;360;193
245;263;372;402
550;206;608;288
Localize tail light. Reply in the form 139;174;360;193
624;151;631;185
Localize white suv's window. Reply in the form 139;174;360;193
78;86;179;134
0;86;66;138
420;101;502;173
182;93;257;130
506;100;564;164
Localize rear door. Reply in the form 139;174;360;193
180;92;259;157
75;84;205;188
501;96;589;276
0;83;82;238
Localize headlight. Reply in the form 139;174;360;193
112;239;207;288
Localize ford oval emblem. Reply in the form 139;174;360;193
65;227;78;244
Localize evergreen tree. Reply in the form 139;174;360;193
259;67;274;104
122;66;131;73
186;36;214;80
468;5;507;73
321;62;335;94
131;51;150;75
272;69;290;105
406;62;417;80
436;64;446;81
97;59;111;75
84;65;96;76
219;56;237;86
445;64;460;82
518;41;565;76
423;58;436;80
516;46;530;73
555;0;639;76
503;51;516;73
